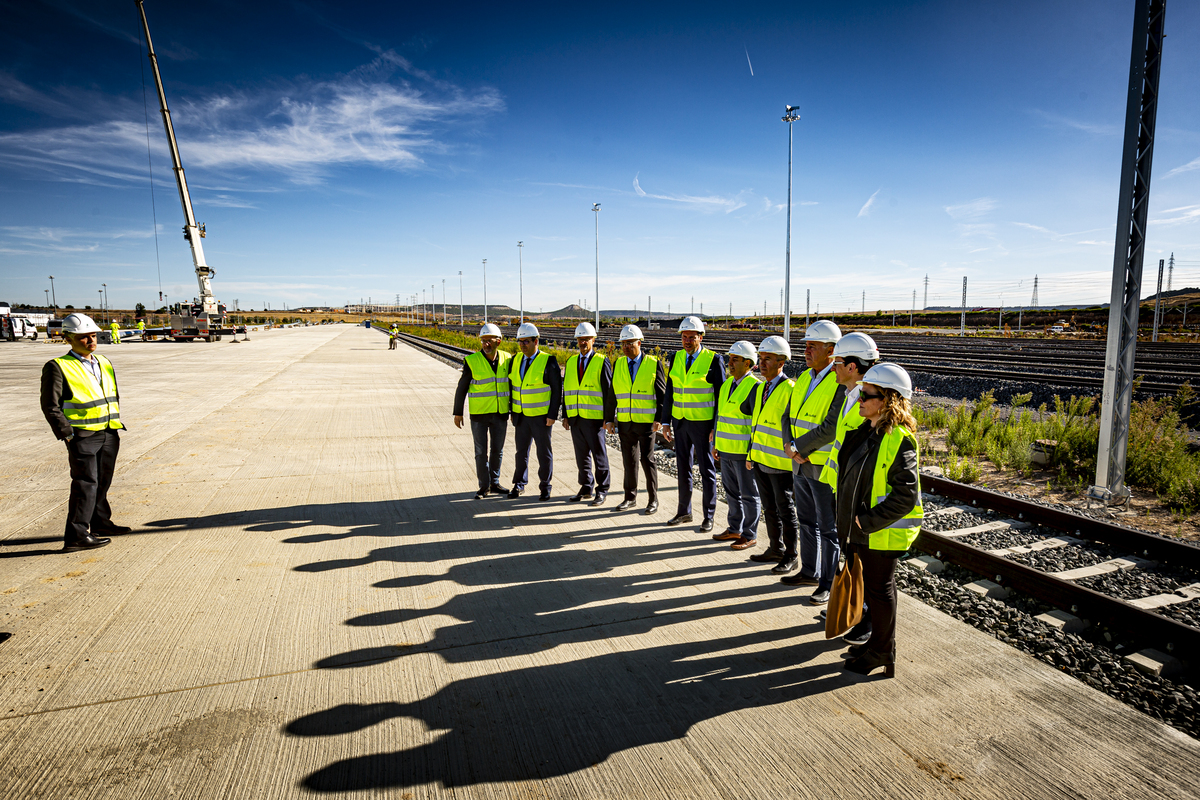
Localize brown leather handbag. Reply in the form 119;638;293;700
825;550;865;638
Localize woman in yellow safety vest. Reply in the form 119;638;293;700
834;362;923;678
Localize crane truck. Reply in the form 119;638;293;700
137;1;234;342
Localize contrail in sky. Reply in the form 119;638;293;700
745;47;754;76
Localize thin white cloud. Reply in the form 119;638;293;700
1151;204;1200;226
857;188;881;218
744;47;754;77
944;197;997;221
1165;157;1200;178
1029;109;1119;136
1012;222;1055;235
0;50;504;187
0;224;156;256
632;173;746;213
1077;240;1111;246
889;259;908;267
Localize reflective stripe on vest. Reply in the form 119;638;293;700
613;355;658;423
465;351;512;415
511;352;551;415
749;378;795;470
868;425;924;551
820;393;867;491
714;374;761;455
788;367;839;466
53;354;122;431
563;352;606;419
669;349;716;421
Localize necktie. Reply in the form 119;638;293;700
578;355;586;381
522;356;530;379
686;353;695;372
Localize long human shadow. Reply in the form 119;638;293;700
287;625;855;792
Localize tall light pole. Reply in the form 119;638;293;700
422;288;426;325
48;275;56;310
517;241;524;325
782;104;801;342
458;271;463;327
432;284;436;325
442;279;446;324
103;283;109;320
592;204;601;331
45;289;50;308
98;290;104;322
482;259;488;323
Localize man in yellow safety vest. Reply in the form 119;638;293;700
710;341;763;550
780;319;844;604
662;315;725;532
508;322;562;500
605;324;667;514
40;313;131;552
561;322;613;505
454;323;513;499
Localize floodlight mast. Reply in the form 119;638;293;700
136;0;217;317
781;105;801;342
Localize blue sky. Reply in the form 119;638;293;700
2;0;1199;314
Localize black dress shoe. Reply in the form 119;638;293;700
589;492;607;506
771;557;798;574
614;498;637;511
474;488;488;500
780;573;819;586
539;490;552;501
748;549;784;563
489;484;508;495
62;535;110;553
844;648;895;678
507;487;523;499
666;513;693;526
93;524;132;536
644;500;659;515
698;518;714;533
568;489;593;502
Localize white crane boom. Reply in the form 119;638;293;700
136;0;218;317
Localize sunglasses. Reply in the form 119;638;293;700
860;390;884;402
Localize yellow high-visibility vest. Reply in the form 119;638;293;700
749;377;795;471
511;352;551;415
866;425;924;551
788;367;839;465
614;356;658;423
564;352;606;420
713;374;761;456
668;348;716;422
52;354;123;431
465;351;512;415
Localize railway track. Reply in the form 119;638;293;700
390;325;1200;677
432;323;1200;395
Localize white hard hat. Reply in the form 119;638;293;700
803;319;842;343
833;332;879;361
758;335;792;360
860;363;913;399
678;316;706;334
62;313;101;335
619;324;644;341
516;322;540;339
727;340;757;360
479;323;503;338
574;322;597;337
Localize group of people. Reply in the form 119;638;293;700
452;316;923;677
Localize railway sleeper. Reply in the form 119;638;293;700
1053;556;1157;581
1127;582;1200;610
988;535;1086;556
936;519;1031;538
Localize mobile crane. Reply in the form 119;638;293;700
136;0;233;342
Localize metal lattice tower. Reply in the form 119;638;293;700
923;274;929;309
1031;275;1039;307
959;277;968;336
1168;252;1174;291
1093;0;1167;504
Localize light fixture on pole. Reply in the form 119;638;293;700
98;289;104;322
458;271;463;327
432;284;436;325
482;259;488;323
781;104;801;341
422;289;426;325
517;241;524;325
592;204;601;331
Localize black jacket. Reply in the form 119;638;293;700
834;423;919;548
453;350;506;418
40;353;125;440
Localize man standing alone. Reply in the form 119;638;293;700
40;313;131;552
453;323;512;499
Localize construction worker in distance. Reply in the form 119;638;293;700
780;319;843;604
813;331;880;646
605;324;667;514
710;341;763;550
453;323;512;499
662;315;725;532
40;313;131;552
137;318;146;341
109;318;121;345
508;322;562;500
741;335;798;573
561;322;613;505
